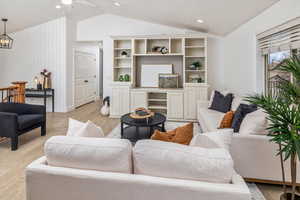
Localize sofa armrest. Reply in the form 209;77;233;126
230;134;300;182
0;103;46;116
0;112;18;137
24;104;46;116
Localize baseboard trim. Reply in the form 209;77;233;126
245;178;300;186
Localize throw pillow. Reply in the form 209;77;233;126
151;123;193;145
231;104;257;132
208;90;230;107
239;109;268;135
66;118;104;138
66;118;85;136
190;129;233;150
219;111;235;129
209;91;233;113
76;120;105;138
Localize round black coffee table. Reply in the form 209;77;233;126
121;113;166;143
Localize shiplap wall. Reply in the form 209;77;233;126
0;18;67;112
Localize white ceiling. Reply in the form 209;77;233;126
0;0;279;36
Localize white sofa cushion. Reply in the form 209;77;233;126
133;140;235;183
198;107;225;132
239;109;268;135
45;136;133;173
190;129;233;150
67;118;104;138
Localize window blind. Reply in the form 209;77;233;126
257;17;300;55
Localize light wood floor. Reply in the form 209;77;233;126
0;101;284;200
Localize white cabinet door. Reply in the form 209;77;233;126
167;92;184;119
110;86;130;117
110;87;120;117
119;86;130;115
184;86;208;120
130;91;147;111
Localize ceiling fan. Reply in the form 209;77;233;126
58;0;97;8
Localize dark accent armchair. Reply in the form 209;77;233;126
0;103;46;151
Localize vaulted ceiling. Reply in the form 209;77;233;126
0;0;279;35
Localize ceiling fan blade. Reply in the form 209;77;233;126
74;0;97;7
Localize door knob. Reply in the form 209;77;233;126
84;80;89;83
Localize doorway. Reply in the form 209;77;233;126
74;42;103;108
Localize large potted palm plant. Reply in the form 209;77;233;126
246;55;300;200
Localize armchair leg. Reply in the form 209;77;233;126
11;136;18;151
41;122;46;136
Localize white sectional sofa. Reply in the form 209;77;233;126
197;99;300;184
26;136;251;200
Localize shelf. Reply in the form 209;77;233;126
185;46;205;48
148;98;167;102
185;56;205;58
114;48;132;50
185;70;206;72
114;40;132;49
114;66;131;69
134;53;183;56
148;105;167;110
114;57;131;60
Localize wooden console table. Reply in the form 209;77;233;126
25;88;55;112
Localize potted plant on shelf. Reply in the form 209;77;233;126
246;55;300;200
189;61;202;70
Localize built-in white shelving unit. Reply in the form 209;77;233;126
110;35;209;120
113;40;133;83
184;38;207;85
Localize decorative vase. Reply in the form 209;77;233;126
43;76;52;89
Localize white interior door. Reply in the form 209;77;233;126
75;51;97;107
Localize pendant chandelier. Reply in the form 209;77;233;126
0;18;13;49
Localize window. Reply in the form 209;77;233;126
265;50;291;97
257;17;300;96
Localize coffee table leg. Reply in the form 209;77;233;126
162;123;166;132
121;122;124;138
136;126;139;140
150;126;153;138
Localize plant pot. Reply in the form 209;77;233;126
280;192;300;200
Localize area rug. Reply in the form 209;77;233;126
107;122;266;200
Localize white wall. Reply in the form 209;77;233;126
0;51;6;87
66;18;77;111
223;0;300;95
77;14;224;98
0;18;67;112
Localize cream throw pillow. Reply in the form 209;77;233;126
66;118;85;136
239;109;268;135
190;129;233;150
66;118;104;138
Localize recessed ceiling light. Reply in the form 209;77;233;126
62;0;73;5
114;2;121;7
197;19;204;23
56;5;62;9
